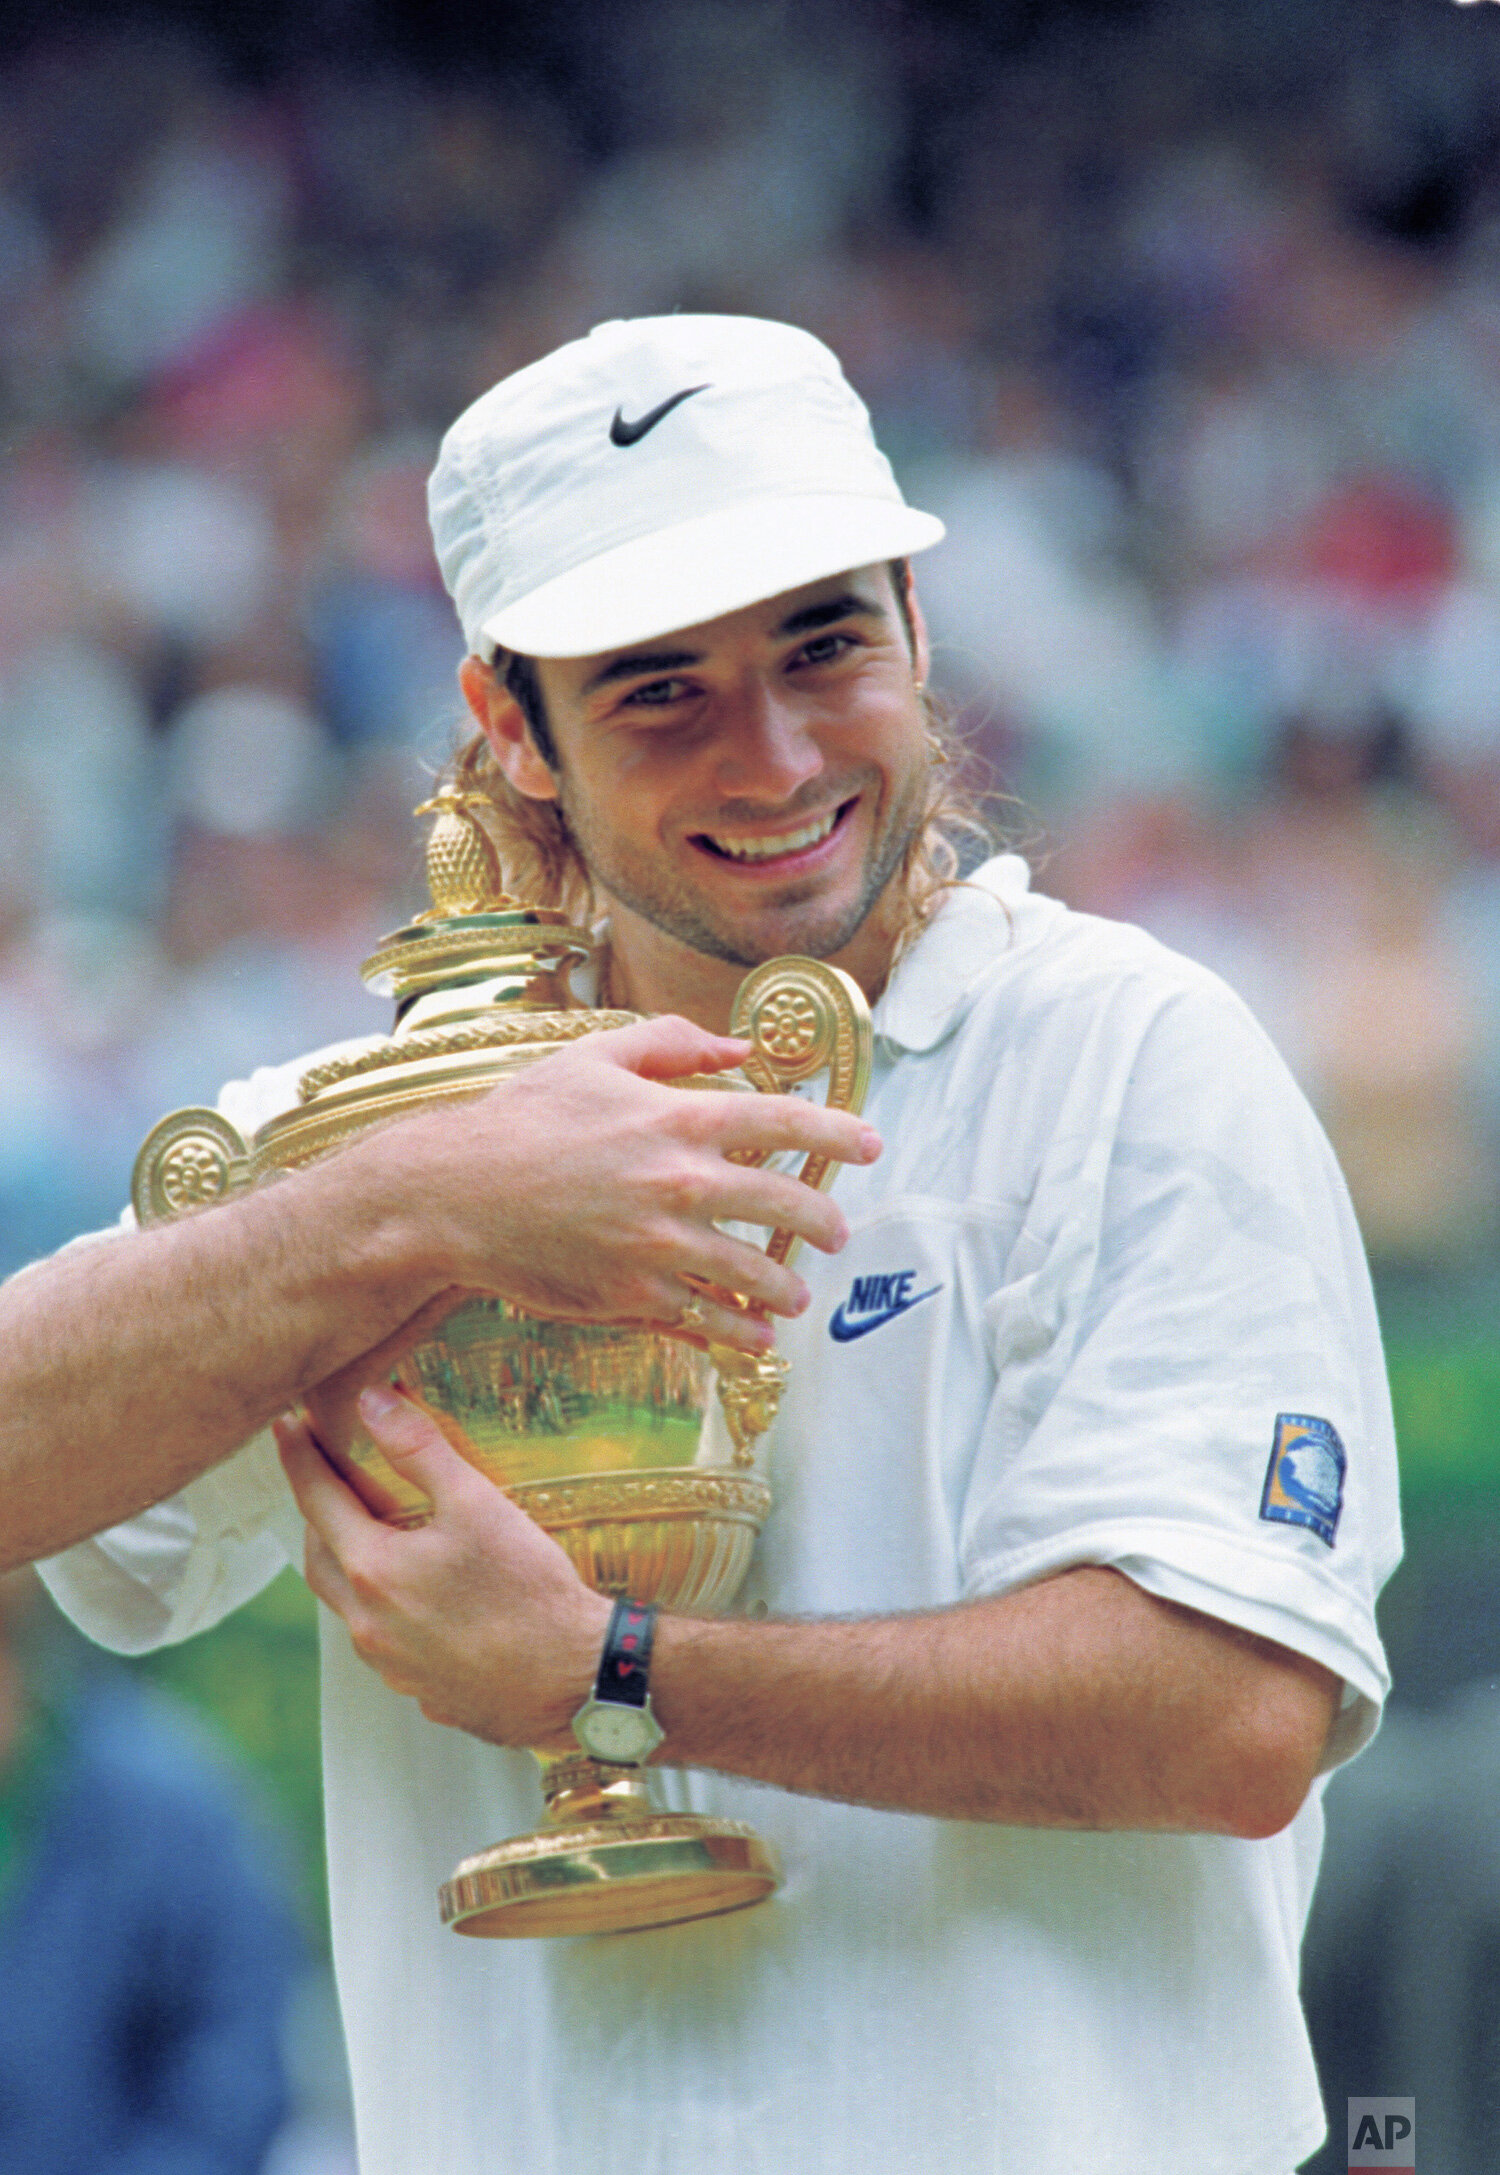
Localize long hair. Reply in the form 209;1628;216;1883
442;612;1005;966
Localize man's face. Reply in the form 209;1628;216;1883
510;566;931;974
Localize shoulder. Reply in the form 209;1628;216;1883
913;861;1278;1084
862;866;1313;1210
890;872;1341;1229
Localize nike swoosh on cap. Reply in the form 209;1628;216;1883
828;1285;941;1342
609;384;710;447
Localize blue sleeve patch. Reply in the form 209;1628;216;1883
1260;1413;1345;1547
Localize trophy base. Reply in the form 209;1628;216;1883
440;1759;781;1938
440;1814;781;1938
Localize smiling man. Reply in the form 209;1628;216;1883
460;565;932;1012
13;317;1399;2175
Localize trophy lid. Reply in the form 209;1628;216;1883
360;788;597;1011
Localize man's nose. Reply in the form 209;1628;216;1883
713;678;823;799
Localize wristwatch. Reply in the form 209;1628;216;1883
571;1597;666;1766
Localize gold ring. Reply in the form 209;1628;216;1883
677;1295;708;1333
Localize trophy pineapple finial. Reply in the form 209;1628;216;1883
413;789;514;920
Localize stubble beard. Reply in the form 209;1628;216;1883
556;764;929;970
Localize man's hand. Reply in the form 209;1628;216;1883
276;1387;609;1747
280;1389;1340;1841
351;1013;882;1355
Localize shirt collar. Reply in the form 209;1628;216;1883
871;854;1034;1054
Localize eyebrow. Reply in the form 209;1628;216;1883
583;648;702;693
777;592;882;638
580;592;884;695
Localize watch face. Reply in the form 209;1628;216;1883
574;1700;661;1765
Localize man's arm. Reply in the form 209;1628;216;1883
650;1570;1338;1837
279;1391;1341;1840
0;1017;878;1571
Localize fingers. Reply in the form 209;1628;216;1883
351;1384;495;1519
302;1521;360;1620
401;1011;883;1333
711;1164;854;1252
680;1230;810;1319
624;1247;802;1340
274;1412;382;1621
600;1161;854;1325
567;1017;885;1172
709;1094;882;1171
275;1391;486;1563
274;1409;380;1556
594;1015;754;1082
628;1281;777;1357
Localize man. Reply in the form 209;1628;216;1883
7;317;1397;2174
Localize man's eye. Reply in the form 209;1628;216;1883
624;677;691;708
796;632;855;668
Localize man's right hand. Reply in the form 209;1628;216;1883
0;1012;880;1567
343;1014;882;1355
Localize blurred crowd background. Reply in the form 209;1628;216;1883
3;0;1500;2167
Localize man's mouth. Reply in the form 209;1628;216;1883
694;801;853;864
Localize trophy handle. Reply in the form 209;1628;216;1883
132;1108;252;1227
727;956;874;1269
697;958;874;1470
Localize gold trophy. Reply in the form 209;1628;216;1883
132;792;871;1939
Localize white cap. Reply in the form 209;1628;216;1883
427;315;945;659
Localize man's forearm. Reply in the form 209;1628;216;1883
649;1568;1340;1838
0;1159;443;1570
280;1391;1343;1843
2;1020;878;1571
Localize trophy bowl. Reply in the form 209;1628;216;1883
132;792;871;1939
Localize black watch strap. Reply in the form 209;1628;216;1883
595;1598;657;1710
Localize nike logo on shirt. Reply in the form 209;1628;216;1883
829;1273;942;1342
609;384;710;446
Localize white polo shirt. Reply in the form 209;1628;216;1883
40;856;1399;2175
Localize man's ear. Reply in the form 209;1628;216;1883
897;564;931;689
458;656;559;803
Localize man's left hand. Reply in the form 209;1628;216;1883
275;1388;610;1748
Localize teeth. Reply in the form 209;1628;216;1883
707;811;839;861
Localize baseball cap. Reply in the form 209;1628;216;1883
427;315;945;660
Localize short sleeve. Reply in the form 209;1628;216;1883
38;1429;300;1655
957;973;1401;1773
